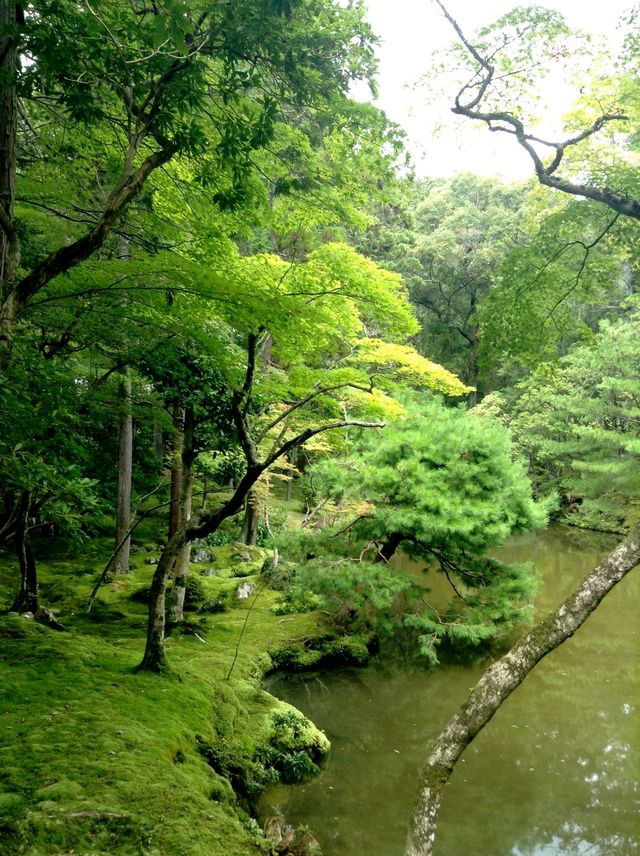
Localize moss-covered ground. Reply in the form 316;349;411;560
0;531;334;855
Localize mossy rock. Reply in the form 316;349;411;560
232;561;263;579
269;644;324;672
269;635;370;672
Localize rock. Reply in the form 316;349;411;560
192;548;211;563
235;581;256;600
200;567;217;577
264;816;322;856
298;832;322;855
232;550;252;563
34;606;64;631
144;557;158;565
21;612;34;620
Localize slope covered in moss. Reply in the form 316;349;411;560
0;538;332;855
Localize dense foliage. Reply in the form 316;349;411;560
1;2;639;854
277;399;550;662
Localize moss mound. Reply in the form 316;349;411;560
0;537;340;855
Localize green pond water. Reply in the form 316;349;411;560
261;526;640;855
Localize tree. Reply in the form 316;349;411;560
358;175;527;399
405;5;640;851
479;309;640;532
136;239;470;671
406;522;640;856
0;338;99;614
283;398;549;661
410;175;525;398
0;0;383;365
432;1;640;218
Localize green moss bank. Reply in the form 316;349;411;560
0;539;359;855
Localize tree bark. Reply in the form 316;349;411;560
405;524;640;856
0;2;20;335
240;488;260;546
168;403;185;540
10;491;38;613
113;370;133;574
137;528;187;672
168;406;195;625
376;531;403;562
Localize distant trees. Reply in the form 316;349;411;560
479;310;640;532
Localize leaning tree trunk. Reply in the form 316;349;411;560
113;370;133;574
405;524;640;856
168;406;195;625
137;528;187;672
240;489;260;546
10;491;38;613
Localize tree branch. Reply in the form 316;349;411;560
405;524;640;856
437;2;639;218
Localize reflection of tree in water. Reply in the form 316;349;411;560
501;719;637;856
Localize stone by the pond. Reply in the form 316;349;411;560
235;581;256;600
264;816;321;855
192;548;211;563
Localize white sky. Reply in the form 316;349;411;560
357;0;634;179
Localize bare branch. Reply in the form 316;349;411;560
437;3;640;219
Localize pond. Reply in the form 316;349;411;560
261;526;640;855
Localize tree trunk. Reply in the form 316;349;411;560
113;370;133;574
405;524;640;856
240;489;260;546
0;2;20;367
136;529;187;672
286;446;297;502
168;404;185;539
152;417;164;463
0;1;17;279
376;532;403;563
168;406;195;625
468;322;479;408
10;491;38;613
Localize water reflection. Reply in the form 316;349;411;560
262;527;640;855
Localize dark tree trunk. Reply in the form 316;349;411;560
113;370;133;574
0;2;20;365
168;406;195;625
10;491;38;613
0;2;17;277
240;489;260;546
376;532;403;563
405;524;640;856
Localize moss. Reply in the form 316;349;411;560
0;540;329;856
269;634;372;672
